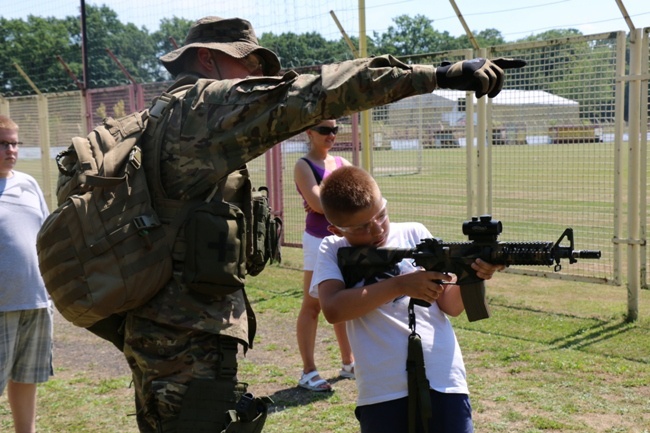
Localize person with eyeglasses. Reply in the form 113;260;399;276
106;13;523;432
0;115;53;433
310;166;504;433
294;119;353;392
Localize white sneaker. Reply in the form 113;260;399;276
339;362;355;379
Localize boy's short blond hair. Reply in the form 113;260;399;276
0;115;18;131
320;166;381;225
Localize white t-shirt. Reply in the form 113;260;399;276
311;222;468;406
0;171;51;311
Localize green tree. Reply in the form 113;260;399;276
259;31;354;69
0;16;76;95
515;28;583;43
456;28;506;48
82;4;158;87
373;14;459;57
151;17;194;80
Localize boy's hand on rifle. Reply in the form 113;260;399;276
471;258;505;280
399;270;452;305
435;58;526;98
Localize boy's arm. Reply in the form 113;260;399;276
436;258;504;317
318;270;453;323
436;282;464;317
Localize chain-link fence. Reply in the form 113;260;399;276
1;29;649;295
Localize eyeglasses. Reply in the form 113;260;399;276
0;142;22;150
335;199;388;235
311;126;339;136
238;53;265;76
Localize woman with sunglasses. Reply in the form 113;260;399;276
294;119;354;392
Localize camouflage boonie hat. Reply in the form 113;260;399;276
160;16;281;76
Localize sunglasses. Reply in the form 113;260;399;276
310;126;339;135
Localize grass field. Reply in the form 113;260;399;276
1;248;648;432
2;143;648;432
254;142;631;285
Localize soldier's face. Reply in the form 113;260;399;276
210;51;265;79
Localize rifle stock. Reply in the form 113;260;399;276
337;216;601;322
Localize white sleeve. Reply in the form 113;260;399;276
309;235;349;298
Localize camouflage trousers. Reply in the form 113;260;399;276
123;314;241;433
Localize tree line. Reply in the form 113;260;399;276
0;5;614;123
1;3;618;123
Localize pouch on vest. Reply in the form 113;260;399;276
247;187;282;276
183;198;247;297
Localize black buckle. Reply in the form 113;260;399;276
133;214;161;231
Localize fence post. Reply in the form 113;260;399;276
613;31;627;287
639;28;649;290
475;48;490;215
0;96;9;116
625;28;643;321
463;50;476;218
37;94;52;208
12;62;53;208
266;145;284;245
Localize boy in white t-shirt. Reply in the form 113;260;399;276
310;166;503;433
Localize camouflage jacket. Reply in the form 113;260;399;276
129;55;437;348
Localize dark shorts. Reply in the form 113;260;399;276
355;390;473;433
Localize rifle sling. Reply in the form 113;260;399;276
407;300;432;433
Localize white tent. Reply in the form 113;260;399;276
386;89;582;146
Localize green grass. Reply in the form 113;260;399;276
4;142;648;432
249;142;633;283
1;247;649;432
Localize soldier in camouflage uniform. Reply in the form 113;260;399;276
122;15;524;433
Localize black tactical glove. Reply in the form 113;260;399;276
435;58;526;98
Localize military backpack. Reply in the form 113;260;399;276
36;88;281;329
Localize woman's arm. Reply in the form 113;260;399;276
293;158;324;213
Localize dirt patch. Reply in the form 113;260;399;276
51;307;358;408
52;312;129;378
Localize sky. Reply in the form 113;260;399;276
5;0;650;42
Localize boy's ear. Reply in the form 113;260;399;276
327;225;344;237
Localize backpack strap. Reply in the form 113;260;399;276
141;85;206;257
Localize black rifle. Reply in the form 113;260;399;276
337;215;601;322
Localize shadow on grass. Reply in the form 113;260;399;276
248;286;303;304
547;318;634;349
460;303;648;364
266;383;339;413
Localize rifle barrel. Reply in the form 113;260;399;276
573;250;601;259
